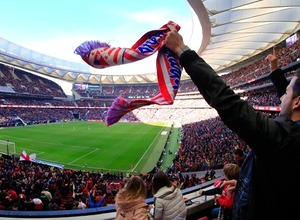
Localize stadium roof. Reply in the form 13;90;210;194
0;0;299;85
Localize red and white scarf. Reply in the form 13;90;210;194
75;21;182;126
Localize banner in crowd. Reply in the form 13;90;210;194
19;150;64;169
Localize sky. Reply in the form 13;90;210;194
0;0;202;95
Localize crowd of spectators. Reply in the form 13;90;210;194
0;155;214;211
0;34;299;212
0;65;66;98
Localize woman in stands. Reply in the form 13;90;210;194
151;170;187;220
115;175;151;220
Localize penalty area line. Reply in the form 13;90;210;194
67;149;98;165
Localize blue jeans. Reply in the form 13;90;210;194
211;207;220;218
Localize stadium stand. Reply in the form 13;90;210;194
0;0;300;219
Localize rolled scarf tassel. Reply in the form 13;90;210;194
75;21;182;126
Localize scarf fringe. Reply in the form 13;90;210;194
105;97;155;126
74;41;110;57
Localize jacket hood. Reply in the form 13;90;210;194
116;197;148;212
154;186;178;200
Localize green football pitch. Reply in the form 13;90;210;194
0;121;178;173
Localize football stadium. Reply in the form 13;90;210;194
0;0;300;219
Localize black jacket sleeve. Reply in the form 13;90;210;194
269;68;289;98
201;187;222;196
178;50;289;154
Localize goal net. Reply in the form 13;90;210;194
0;140;16;156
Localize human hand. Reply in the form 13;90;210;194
220;180;237;197
225;185;236;197
199;189;204;195
220;179;237;188
165;25;186;56
265;47;278;71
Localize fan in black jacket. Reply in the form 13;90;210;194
165;25;300;220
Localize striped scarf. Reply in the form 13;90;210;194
74;21;182;126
